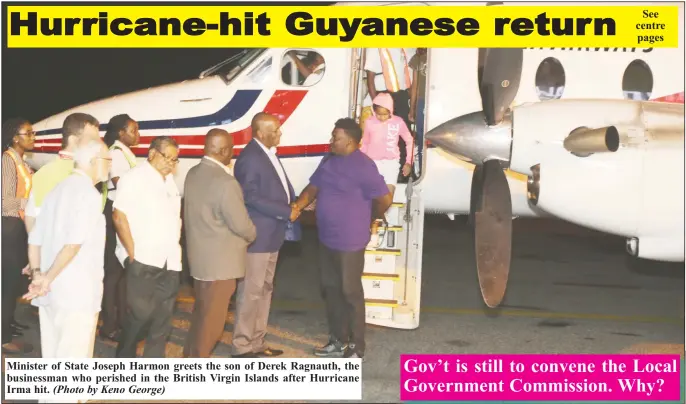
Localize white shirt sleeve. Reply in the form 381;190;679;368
25;190;38;218
110;149;130;180
364;48;382;73
28;194;44;247
112;174;136;215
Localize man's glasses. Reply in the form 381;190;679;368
157;149;179;164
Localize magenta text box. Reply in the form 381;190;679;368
399;354;681;401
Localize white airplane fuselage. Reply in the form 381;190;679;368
28;2;685;264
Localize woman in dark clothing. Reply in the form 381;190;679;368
1;117;35;354
99;114;139;341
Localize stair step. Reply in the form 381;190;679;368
362;272;400;281
365;248;401;255
365;298;398;307
391;202;405;208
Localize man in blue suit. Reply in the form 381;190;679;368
231;112;298;358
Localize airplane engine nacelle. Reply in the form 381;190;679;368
512;99;684;262
526;156;643;238
527;142;684;262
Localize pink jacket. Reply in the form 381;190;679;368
360;93;414;165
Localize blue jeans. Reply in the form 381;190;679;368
416;98;425;138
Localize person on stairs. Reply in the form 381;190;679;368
359;92;414;248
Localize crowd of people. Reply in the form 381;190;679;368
1;47;427;364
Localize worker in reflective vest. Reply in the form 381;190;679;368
362;48;417;184
1;117;35;355
99;114;140;342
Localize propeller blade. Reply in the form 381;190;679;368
468;165;484;226
473;159;513;308
479;49;523;126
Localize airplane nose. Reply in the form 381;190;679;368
425;110;513;165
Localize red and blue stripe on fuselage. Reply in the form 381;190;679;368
33;89;330;159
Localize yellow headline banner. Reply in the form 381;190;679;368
6;5;680;48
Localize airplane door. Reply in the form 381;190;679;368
272;48;352;194
348;47;427;330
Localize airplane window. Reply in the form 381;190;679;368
246;56;272;85
281;49;326;87
622;59;653;101
535;57;565;101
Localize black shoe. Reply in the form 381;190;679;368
12;321;29;330
232;352;258;358
313;338;346;358
255;347;283;357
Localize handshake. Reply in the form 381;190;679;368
289;202;302;222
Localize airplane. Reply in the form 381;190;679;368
27;1;684;330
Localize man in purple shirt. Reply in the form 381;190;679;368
291;118;392;359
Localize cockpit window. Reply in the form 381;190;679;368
199;48;267;83
247;56;273;85
622;59;653;101
535;57;565;101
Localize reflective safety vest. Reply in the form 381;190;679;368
378;48;412;93
101;143;137;210
4;148;33;220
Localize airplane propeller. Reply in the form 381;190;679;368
425;46;523;309
471;48;522;308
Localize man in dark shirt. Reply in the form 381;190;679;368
291;118;392;360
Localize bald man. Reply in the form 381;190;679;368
231;112;298;358
182;128;256;358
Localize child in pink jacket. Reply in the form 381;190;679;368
360;93;414;248
360;92;414;193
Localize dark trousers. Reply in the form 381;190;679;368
382;89;416;183
2;216;28;344
116;259;179;358
318;244;366;355
184;278;237;358
101;199;127;334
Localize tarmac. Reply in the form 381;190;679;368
2;214;684;402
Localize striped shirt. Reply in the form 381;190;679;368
1;150;33;218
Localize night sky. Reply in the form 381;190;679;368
3;48;245;123
2;2;333;123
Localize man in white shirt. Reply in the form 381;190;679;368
111;136;182;358
231;113;298;358
24;140;111;363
